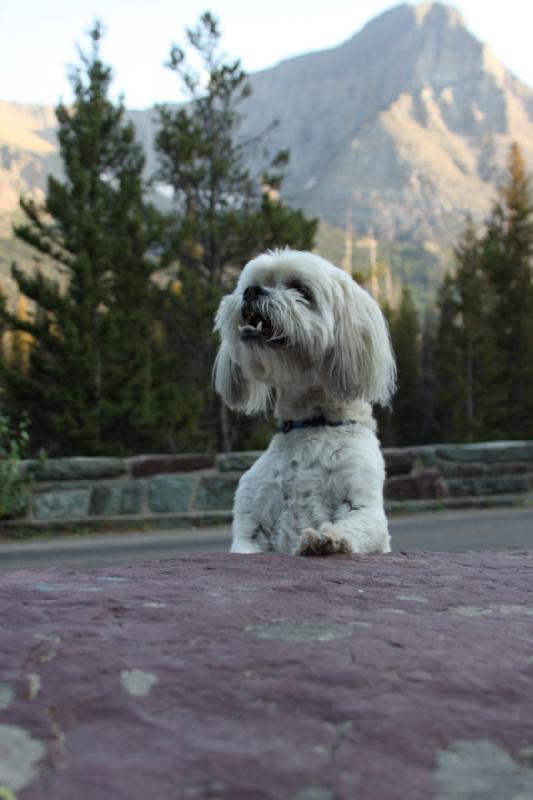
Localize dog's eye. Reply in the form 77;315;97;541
287;280;313;304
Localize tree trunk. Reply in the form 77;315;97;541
219;401;232;453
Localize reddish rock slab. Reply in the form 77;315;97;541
1;551;533;799
129;453;214;477
385;468;448;501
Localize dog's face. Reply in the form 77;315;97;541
214;250;395;414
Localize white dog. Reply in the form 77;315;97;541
214;250;396;556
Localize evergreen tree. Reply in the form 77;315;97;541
155;12;317;451
388;287;422;446
155;268;223;451
433;143;533;442
434;221;490;441
454;221;490;437
1;23;166;455
481;143;533;438
434;272;466;441
419;306;438;443
156;13;316;283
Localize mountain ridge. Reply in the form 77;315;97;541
240;1;533;241
1;2;532;247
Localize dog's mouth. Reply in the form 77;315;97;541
239;310;286;345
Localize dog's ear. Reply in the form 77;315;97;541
328;280;396;406
213;296;271;415
212;342;269;414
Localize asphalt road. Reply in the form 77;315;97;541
0;506;532;571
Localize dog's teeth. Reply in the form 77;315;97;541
257;320;263;332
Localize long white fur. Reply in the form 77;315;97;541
214;250;396;556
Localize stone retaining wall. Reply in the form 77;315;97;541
2;441;533;532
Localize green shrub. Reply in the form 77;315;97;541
0;401;32;519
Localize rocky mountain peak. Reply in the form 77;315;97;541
241;2;533;242
361;2;465;38
412;2;465;28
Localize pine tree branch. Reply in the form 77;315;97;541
11;265;65;314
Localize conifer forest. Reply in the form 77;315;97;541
1;16;532;457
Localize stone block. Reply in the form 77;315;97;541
417;446;438;467
440;461;532;479
436;442;533;462
487;463;532;476
148;475;195;513
33;457;127;481
129;454;214;478
34;490;90;520
385;469;448;501
196;476;240;510
439;461;486;479
383;449;415;477
90;485;144;516
216;452;262;473
447;475;531;497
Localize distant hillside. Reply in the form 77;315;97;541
0;102;59;212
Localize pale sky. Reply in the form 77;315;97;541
1;0;532;109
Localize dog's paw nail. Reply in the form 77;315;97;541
298;527;353;556
297;528;320;556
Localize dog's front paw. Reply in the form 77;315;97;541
296;526;353;556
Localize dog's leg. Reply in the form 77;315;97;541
230;517;264;554
230;535;263;554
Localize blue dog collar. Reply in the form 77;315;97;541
279;415;357;434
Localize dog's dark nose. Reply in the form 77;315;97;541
243;285;267;303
